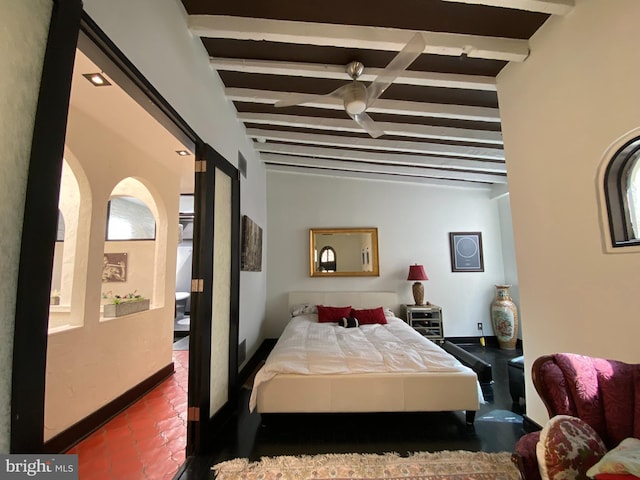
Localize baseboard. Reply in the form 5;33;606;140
43;362;175;453
238;338;276;386
446;336;523;350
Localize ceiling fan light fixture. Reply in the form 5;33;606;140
344;98;367;115
343;82;368;115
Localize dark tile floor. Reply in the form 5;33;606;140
177;343;526;480
65;338;524;479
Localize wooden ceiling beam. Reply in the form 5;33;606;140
266;163;494;188
440;0;573;15
189;15;530;62
255;143;506;173
210;58;497;91
238;113;503;145
227;88;500;122
261;153;507;184
251;132;505;163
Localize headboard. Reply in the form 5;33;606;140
288;291;399;313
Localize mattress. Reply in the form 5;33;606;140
251;310;481;417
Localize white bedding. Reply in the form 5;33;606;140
249;313;477;411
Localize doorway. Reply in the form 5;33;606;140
12;7;240;463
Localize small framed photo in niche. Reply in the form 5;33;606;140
449;232;484;272
102;252;127;282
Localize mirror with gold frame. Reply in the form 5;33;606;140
309;227;379;277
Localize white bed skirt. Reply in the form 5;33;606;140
256;371;480;413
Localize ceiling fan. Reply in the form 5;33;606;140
274;33;426;139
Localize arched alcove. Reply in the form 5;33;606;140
100;177;166;318
48;155;91;331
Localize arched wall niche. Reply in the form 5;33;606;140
101;176;168;316
48;149;92;332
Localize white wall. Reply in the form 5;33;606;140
82;0;268;366
0;0;52;453
44;102;180;440
497;195;521;338
497;0;640;425
266;171;513;338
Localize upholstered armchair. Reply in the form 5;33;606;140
515;353;640;480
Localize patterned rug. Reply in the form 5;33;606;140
213;450;521;480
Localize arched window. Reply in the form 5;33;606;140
106;195;156;240
604;137;640;247
319;246;336;272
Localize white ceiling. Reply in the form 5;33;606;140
68;50;195;193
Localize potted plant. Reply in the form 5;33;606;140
102;290;150;317
50;290;61;305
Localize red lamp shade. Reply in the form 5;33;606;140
407;264;428;281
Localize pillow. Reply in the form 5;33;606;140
290;303;318;317
382;307;396;317
587;438;640;478
537;415;607;480
350;307;387;325
339;317;359;328
317;305;352;323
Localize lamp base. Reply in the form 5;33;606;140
412;282;425;306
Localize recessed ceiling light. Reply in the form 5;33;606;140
82;72;112;87
176;150;191;156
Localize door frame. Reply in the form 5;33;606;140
187;144;240;454
11;5;235;455
11;0;83;452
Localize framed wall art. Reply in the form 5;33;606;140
241;215;263;272
449;232;484;272
102;252;127;282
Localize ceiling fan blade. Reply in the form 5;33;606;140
274;84;351;108
350;112;385;138
274;93;327;108
365;32;425;106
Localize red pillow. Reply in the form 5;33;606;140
350;307;387;325
317;305;352;323
596;475;640;480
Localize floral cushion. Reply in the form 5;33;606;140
587;438;640;478
537;415;607;480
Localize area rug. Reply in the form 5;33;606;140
212;450;521;480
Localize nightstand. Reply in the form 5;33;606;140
403;304;443;342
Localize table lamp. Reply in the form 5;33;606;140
407;264;428;305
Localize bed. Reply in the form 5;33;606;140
251;291;482;424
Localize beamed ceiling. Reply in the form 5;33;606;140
180;0;574;189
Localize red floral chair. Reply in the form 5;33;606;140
515;353;640;480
